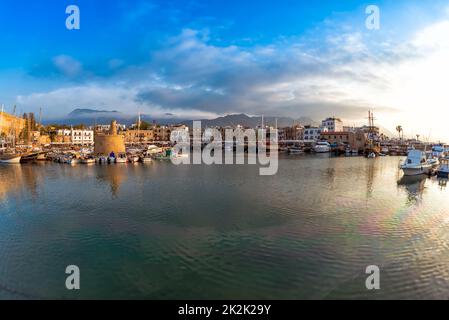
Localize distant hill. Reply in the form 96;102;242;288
182;114;318;128
46;109;319;128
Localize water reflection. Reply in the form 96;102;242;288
95;166;127;199
0;164;41;201
397;175;427;204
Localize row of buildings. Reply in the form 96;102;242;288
49;124;189;146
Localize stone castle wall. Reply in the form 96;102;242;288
94;134;126;155
0;111;26;138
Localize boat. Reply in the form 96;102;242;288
128;155;140;163
314;141;331;153
400;150;432;176
288;147;304;154
367;152;376;159
432;145;445;159
108;152;116;164
116;153;128;163
81;157;96;164
0;154;22;164
147;145;163;155
437;159;449;178
141;154;153;163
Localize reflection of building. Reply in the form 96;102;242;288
94;121;126;155
0;111;26;140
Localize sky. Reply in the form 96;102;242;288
1;0;449;140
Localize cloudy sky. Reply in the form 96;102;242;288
1;0;449;140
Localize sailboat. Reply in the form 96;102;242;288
0;105;22;164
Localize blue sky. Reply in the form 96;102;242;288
1;0;449;139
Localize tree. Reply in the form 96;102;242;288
396;126;403;141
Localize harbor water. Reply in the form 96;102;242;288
2;155;449;299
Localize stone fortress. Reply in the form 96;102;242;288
94;120;126;156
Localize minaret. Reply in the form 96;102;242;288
110;120;118;135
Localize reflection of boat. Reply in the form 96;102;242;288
400;150;432;176
0;154;22;164
314;141;331;153
437;159;449;178
397;174;427;199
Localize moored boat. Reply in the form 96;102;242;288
314;141;331;153
437;159;449;178
400;150;432;176
0;154;22;164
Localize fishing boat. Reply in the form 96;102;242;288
116;153;128;163
314;141;331;153
128;154;140;163
437;159;449;178
141;154;153;163
0;154;22;164
288;146;304;154
400;150;432;176
81;156;96;164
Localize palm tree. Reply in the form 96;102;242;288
396;125;403;142
416;134;420;142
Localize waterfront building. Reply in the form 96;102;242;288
54;128;94;145
320;130;368;151
279;125;304;141
94;120;126;156
96;123;126;133
321;117;343;132
124;129;155;143
71;129;94;146
304;126;328;142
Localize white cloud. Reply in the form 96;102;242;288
52;55;82;77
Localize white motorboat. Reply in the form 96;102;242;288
116;153;128;163
288;147;304;154
81;157;96;164
141;155;153;163
128;155;140;163
400;150;432;176
0;154;22;164
314;141;331;153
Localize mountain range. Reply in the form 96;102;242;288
47;108;319;127
46;108;393;137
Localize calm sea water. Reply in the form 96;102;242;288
1;155;449;299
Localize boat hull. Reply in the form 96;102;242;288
401;166;431;176
0;156;22;164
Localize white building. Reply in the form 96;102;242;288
71;129;94;145
304;126;328;142
57;128;94;145
321;117;343;132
